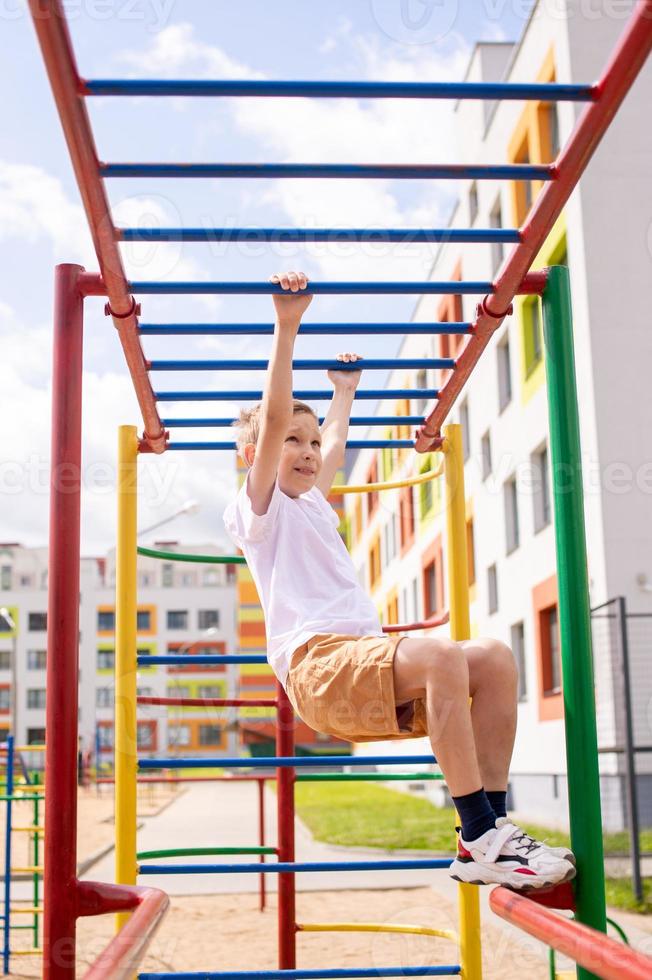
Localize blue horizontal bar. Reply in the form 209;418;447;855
131;280;492;296
165;440;414;450
138;858;452;875
148;358;453;372
138;655;266;666
86;76;594;102
155;388;438;402
160;416;426;428
103;162;552;181
139;966;461;980
139;322;471;336
138;754;435;769
120;227;520;244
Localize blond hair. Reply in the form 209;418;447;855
233;400;318;458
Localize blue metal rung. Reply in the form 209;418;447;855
131;280;492;295
165;440;414;451
160;416;426;428
138;858;452;875
138;655;267;666
103;162;553;181
121;227;519;244
86;76;594;102
139;322;471;336
147;358;453;372
155;388;438;402
139;966;461;979
139;754;435;769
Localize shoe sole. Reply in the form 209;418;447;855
449;860;576;892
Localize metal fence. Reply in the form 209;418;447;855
591;596;652;901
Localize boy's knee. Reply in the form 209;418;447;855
425;639;468;683
479;637;518;677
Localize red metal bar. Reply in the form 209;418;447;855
137;697;278;708
44;263;84;980
416;1;652;450
276;680;296;967
258;777;267;912
490;887;652;980
97;774;276;785
78;882;169;980
27;0;165;452
384;611;450;634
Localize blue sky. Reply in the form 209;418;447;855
0;0;534;554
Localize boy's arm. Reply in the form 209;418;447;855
315;353;363;498
248;271;312;515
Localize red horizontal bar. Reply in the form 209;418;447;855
416;1;652;450
137;696;278;708
97;774;274;784
490;887;652;980
78;881;169;980
384;611;450;634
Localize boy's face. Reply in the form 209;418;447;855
278;412;322;497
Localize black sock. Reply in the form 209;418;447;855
486;790;507;820
452;787;497;841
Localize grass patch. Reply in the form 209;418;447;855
605;877;652;914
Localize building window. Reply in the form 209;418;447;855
198;685;222;699
460;401;470;462
487;564;498;614
27;650;47;670
532;445;551;533
541;605;561;696
96;687;114;708
412;577;420;623
202;570;218;586
168;724;191;747
137;722;156;749
419;455;434;520
28;612;47;632
399;487;415;551
497;337;512;412
137;686;153;698
466;518;476;587
27;689;47;709
168;684;191;699
523;298;543;378
0;688;10;711
27;727;46;745
504;477;520;554
481;431;492;480
198;610;220;630
162;563;174;587
468;181;479;224
0;651;10;670
138;572;152;588
511;621;527;701
199;724;222;746
383;516;397;566
423;560;439;619
386;591;399;626
369;535;382;591
1;566;11;590
489;196;504;275
97;649;115;670
167;610;188;630
97;610;115;632
137;610;151;631
366;459;380;519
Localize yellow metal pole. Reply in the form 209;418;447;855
115;425;139;933
443;423;482;980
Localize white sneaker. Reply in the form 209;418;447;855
494;816;576;866
449;819;576;892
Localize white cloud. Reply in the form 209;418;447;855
116;22;265;81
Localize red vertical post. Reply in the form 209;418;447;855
258;777;266;912
275;682;296;968
44;263;85;978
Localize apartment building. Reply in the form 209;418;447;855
344;1;652;830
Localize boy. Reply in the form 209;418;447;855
224;270;576;890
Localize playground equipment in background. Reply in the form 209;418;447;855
0;736;45;972
25;0;652;976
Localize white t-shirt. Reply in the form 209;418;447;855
223;472;384;685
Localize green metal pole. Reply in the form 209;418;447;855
32;793;39;950
541;265;606;980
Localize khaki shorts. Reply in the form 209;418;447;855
285;633;428;743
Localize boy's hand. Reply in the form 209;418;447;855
328;352;363;391
270;271;312;327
